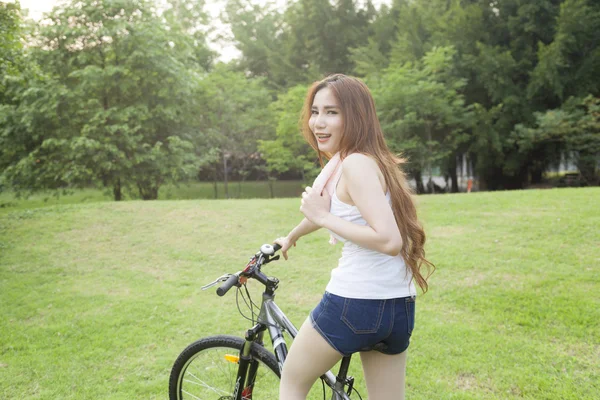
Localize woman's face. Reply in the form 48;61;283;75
309;87;343;154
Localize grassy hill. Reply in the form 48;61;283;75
1;187;598;399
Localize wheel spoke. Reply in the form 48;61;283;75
183;374;229;395
180;389;201;400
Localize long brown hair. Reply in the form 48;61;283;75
300;74;435;293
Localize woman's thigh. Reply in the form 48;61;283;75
359;350;407;400
280;318;342;398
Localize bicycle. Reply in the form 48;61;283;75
169;243;363;400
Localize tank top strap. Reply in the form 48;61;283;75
330;162;343;189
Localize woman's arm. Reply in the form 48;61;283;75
289;217;321;242
300;153;403;256
274;218;321;260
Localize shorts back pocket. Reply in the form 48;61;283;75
341;298;385;334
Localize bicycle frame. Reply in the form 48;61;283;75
233;289;353;400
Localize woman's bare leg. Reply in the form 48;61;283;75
359;350;407;400
279;318;343;400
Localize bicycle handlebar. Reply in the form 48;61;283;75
214;243;282;296
216;274;240;296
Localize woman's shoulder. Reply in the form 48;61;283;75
341;153;386;192
341;153;379;174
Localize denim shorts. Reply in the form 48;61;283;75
309;292;415;357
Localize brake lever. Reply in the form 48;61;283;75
263;255;280;264
201;274;232;290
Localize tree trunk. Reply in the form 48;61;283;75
448;158;459;193
223;153;229;199
268;177;275;198
426;121;434;194
113;179;122;201
413;170;425;194
213;168;218;199
448;165;459;193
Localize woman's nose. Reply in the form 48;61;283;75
314;113;326;128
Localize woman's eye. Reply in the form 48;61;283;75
311;110;318;115
327;110;338;115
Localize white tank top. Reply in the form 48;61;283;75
325;185;417;300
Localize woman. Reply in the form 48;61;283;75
274;74;433;400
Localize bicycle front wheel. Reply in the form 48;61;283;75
169;335;281;400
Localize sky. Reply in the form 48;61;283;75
15;0;388;62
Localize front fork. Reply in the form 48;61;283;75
241;358;260;399
233;323;274;400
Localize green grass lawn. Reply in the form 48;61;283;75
1;187;598;399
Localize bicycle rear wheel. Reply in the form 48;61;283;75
169;335;280;400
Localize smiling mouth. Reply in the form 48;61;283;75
316;133;331;140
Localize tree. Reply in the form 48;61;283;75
0;1;23;105
162;0;215;71
528;0;600;104
513;95;600;185
198;65;275;198
379;0;570;189
1;0;212;200
350;0;401;76
258;84;318;189
0;2;56;194
376;46;471;193
225;0;372;88
222;0;290;89
469;0;563;188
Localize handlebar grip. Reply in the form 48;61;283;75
216;274;239;297
273;243;282;251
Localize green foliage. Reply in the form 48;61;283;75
0;68;64;191
258;85;318;181
376;46;471;192
0;1;23;102
373;0;599;190
2;0;600;197
0;0;213;200
513;96;600;184
529;0;600;103
162;0;215;71
197;65;276;184
225;0;373;87
223;0;289;88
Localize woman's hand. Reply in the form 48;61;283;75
273;236;296;260
300;186;331;226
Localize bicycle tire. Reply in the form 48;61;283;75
169;335;281;400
